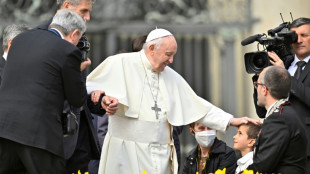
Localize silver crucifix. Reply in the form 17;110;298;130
151;102;161;119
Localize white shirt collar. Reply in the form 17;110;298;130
236;151;254;174
50;28;64;39
237;151;253;165
288;55;310;76
2;52;7;61
292;54;310;67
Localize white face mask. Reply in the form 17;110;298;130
194;130;216;147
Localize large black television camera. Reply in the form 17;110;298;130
241;22;297;73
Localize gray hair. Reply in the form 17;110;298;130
49;9;86;36
261;66;291;100
143;37;163;51
57;0;96;9
2;24;30;51
289;17;310;29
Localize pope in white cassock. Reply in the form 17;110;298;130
86;28;258;174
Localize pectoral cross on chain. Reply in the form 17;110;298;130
151;102;161;119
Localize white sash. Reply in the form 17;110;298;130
108;115;171;145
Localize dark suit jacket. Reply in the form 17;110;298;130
36;19;102;160
289;59;310;156
248;103;307;173
0;29;87;157
254;57;310;156
0;57;5;85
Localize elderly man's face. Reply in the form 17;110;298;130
152;36;177;73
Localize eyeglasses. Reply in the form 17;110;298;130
253;82;265;89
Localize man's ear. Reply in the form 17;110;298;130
149;44;155;51
66;29;81;45
71;29;80;38
62;1;71;9
263;86;268;96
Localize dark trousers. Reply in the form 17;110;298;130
88;114;100;174
0;138;65;174
307;156;310;174
66;114;91;174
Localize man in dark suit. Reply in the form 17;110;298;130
0;9;90;174
248;66;307;173
0;24;29;85
36;1;119;173
253;17;310;173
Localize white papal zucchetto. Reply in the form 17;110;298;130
145;28;173;43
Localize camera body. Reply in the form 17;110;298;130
62;110;78;137
77;34;90;61
242;22;297;74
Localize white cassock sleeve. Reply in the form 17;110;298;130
197;106;233;132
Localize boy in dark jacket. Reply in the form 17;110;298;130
182;122;237;174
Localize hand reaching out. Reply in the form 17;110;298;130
230;117;261;127
101;96;119;115
80;58;91;71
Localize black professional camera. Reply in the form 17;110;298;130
62;110;78;137
77;34;90;61
241;22;297;73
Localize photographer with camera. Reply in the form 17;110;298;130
250;17;310;173
0;9;89;174
36;0;119;173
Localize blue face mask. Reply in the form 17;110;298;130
194;130;216;147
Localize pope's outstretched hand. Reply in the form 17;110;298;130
230;117;261;127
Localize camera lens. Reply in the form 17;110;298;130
244;51;269;73
252;53;268;68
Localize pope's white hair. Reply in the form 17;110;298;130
143;37;163;51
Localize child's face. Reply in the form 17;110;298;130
233;125;251;151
